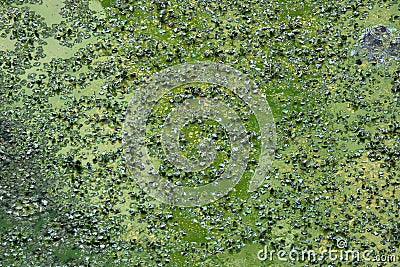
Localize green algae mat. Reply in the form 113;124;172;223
0;0;399;266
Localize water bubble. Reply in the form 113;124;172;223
123;62;276;207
